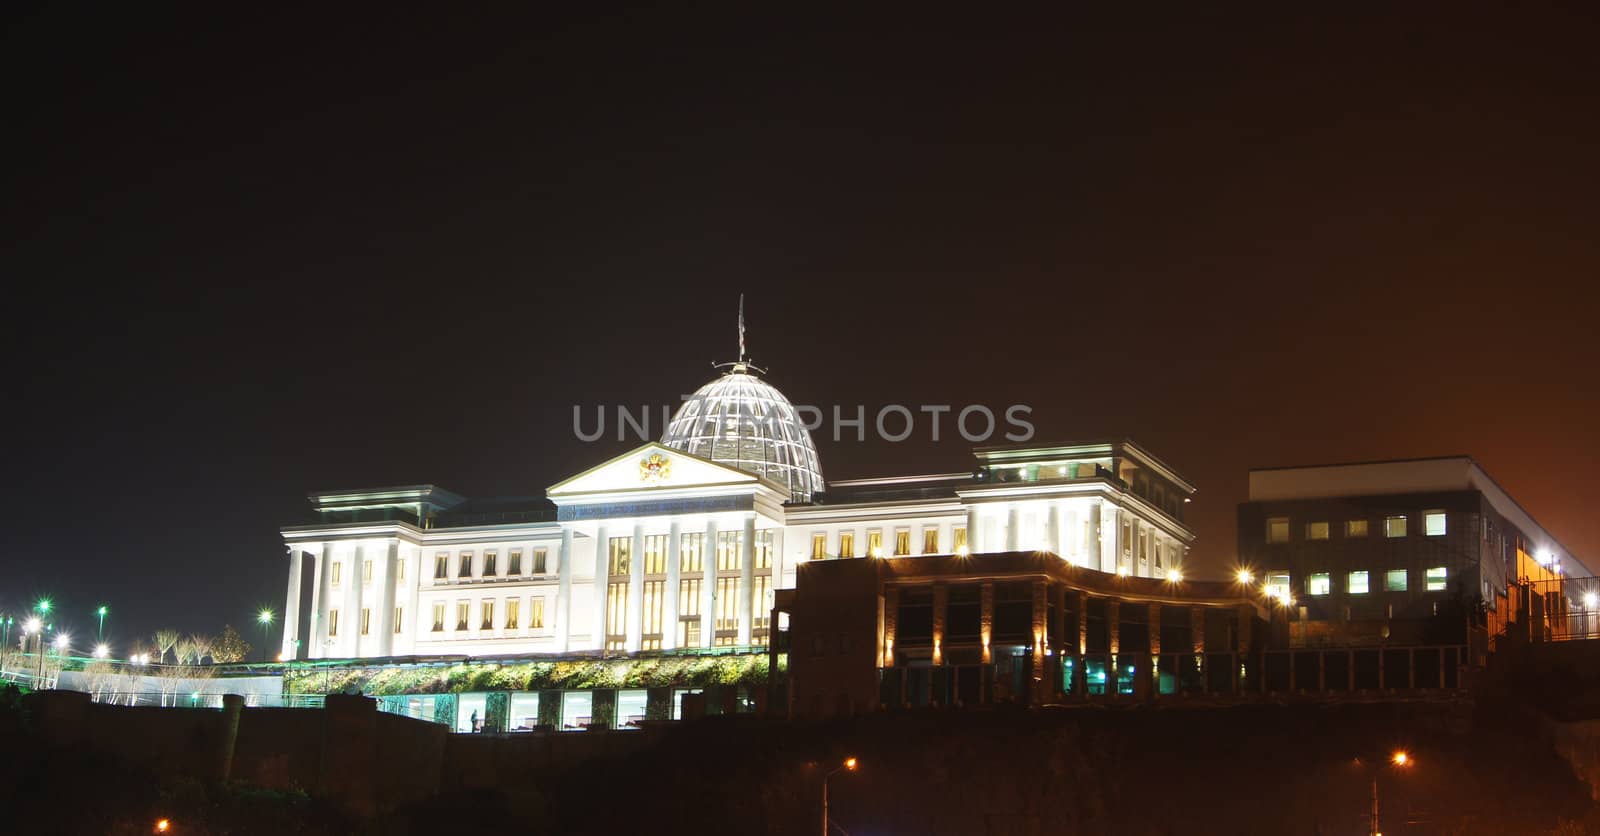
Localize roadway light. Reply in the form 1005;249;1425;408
54;633;70;651
154;818;171;833
1391;751;1410;767
1165;569;1183;583
823;756;860;836
844;756;858;770
258;608;274;626
24;617;42;634
93;643;109;659
1236;569;1254;585
36;598;51;615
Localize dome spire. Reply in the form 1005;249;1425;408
716;294;765;375
738;293;746;363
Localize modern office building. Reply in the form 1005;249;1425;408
1236;456;1592;650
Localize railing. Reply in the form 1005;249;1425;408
1498;576;1600;643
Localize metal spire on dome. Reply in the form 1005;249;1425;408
715;294;766;375
738;293;746;363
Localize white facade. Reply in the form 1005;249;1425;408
279;438;1196;661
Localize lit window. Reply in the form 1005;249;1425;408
1385;569;1408;592
1424;511;1447;537
811;533;827;560
396;560;405;581
1308;573;1331;596
678;579;701;645
642;579;665;649
923;527;939;555
645;535;669;574
530;597;545;629
953;526;968;553
1346;520;1369;538
434;554;448;580
360;608;371;635
533;547;549;574
1348;571;1369;595
327;609;340;637
679;534;704;572
455;602;469;631
894;529;911;556
480;601;494;630
867;530;883;558
1266;572;1291;600
755;530;773;570
363;560;373;583
715;531;740;571
331;562;343;586
1426;567;1448;591
609;538;632;576
1306;522;1330;541
505;598;519;630
507;549;523;575
459;553;473;578
1385;516;1408;538
483;551;497;576
839;532;855;559
393;607;404;633
431;603;445;632
1266;517;1290;544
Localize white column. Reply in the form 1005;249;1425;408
313;543;333;658
1100;504;1119;574
1046;504;1061;556
701;519;718;648
557;527;574;652
591;525;610;650
282;546;303;660
965;507;979;554
627;524;645;652
739;515;756;646
664;520;681;650
375;539;399;657
1006;506;1021;551
404;546;423;656
342;543;365;657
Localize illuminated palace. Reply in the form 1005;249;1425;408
276;352;1202;728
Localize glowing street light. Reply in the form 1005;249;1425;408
93;643;110;660
257;608;275;663
35;598;52;616
1165;568;1183;583
154;818;171;833
1585;592;1599;610
54;632;70;652
1235;568;1254;585
822;756;859;836
96;605;108;643
1364;750;1413;836
1391;750;1409;767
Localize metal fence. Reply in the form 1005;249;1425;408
1502;576;1600;643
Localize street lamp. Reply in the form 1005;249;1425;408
36;598;51;616
93;643;110;660
257;609;275;663
1362;749;1413;836
822;756;858;836
1235;568;1254;585
96;606;108;643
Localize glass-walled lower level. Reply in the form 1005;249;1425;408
378;684;762;733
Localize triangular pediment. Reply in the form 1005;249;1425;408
547;443;759;498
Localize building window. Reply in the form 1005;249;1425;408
533;547;548;574
1385;516;1407;538
396;559;405;581
1308;573;1331;596
609;538;631;575
680;533;704;573
434;554;448;580
1122;520;1132;555
363;559;373;583
893;529;911;556
530;597;545;629
480;601;494;630
715;576;741;643
432;603;445;632
839;532;856;559
1346;520;1369;538
459;552;474;578
331;562;343;586
360;608;371;636
642;579;665;650
867;530;884;558
1266;572;1291;601
679;578;702;646
1266;517;1290;544
953;526;968;553
605;581;628;650
922;527;939;555
716;531;741;571
507;549;523;575
751;574;772;645
328;609;340;637
811;533;827;560
505;598;520;630
455;602;469;631
1426;567;1448;591
394;607;404;634
483;551;497;577
1306;522;1330;541
1385;569;1408;592
1424;511;1447;537
1348;571;1370;595
755;530;773;570
644;535;668;575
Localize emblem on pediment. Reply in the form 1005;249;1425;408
639;453;671;484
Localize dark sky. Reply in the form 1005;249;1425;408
4;6;1598;648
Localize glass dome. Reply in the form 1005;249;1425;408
661;363;824;502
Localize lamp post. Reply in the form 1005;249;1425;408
2;617;11;650
96;606;108;644
257;609;275;663
821;756;858;836
1365;750;1412;836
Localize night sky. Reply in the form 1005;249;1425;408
4;7;1598;648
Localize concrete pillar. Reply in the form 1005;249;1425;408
404;546;422;655
980;582;995;664
282;547;303;660
932;583;948;666
557;528;573;652
310;546;329;658
592;524;609;650
1046;504;1061;556
342;543;365;657
1149;603;1163;655
375;539;400;657
627;524;645;652
965;507;979;553
701;519;717;648
882;587;899;668
1192;607;1207;693
664;520;681;650
1030;581;1048;704
1005;506;1020;551
1100;505;1119;574
1075;591;1088;656
739;515;755;646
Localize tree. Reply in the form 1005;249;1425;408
153;629;179;665
211;625;251;664
187;633;214;665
